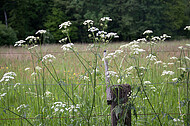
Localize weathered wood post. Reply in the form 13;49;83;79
104;50;131;126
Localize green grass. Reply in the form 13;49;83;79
0;40;190;125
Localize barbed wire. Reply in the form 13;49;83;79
1;81;188;86
0;50;189;55
1;113;189;121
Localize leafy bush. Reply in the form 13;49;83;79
0;22;17;46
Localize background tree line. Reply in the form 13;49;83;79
0;0;190;45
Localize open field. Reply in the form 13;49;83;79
0;40;190;125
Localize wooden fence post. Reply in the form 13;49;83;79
104;50;131;126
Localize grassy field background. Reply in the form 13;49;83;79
0;40;190;125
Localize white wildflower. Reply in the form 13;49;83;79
151;36;161;41
100;17;112;22
106;71;118;77
170;57;178;60
61;43;74;51
161;70;174;76
172;78;178;82
31;72;37;76
137;38;147;42
184;26;190;30
185;56;190;61
59;21;72;29
154;60;162;64
88;27;99;32
106;32;119;38
117;79;121;84
14;40;26;47
25;68;30;71
186;44;190;47
28;45;38;50
168;63;174;65
146;54;157;61
59;37;67;43
35;30;46;34
0;72;16;83
83;20;94;25
0;93;6;97
143;30;153;35
42;54;56;62
25;36;36;41
14;83;20;88
144;81;151;85
17;104;28;112
35;66;42;71
178;67;186;72
173;118;181;122
178;46;183;50
160;34;171;41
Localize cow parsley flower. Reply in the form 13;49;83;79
100;17;112;22
88;27;99;32
83;20;94;25
143;30;153;35
146;54;156;61
154;60;162;64
144;81;151;85
59;37;67;43
14;40;26;47
106;71;118;77
59;21;72;29
25;36;37;41
0;72;17;83
42;54;56;62
161;70;174;76
61;43;74;51
170;57;178;60
36;30;46;34
184;26;190;30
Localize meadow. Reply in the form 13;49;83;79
0;18;190;126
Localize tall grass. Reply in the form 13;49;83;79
0;18;190;125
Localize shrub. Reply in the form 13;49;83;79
0;22;18;46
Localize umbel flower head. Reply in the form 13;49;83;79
184;26;190;30
0;72;17;83
59;21;72;29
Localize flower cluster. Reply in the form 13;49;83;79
42;54;56;62
51;102;80;114
143;30;153;35
83;20;94;26
61;43;74;51
146;54;157;61
161;70;174;76
79;75;90;81
120;41;145;55
88;27;99;32
17;104;29;112
100;17;112;22
106;71;118;78
25;36;37;41
36;30;47;34
59;21;72;29
14;40;26;47
0;93;7;100
103;50;123;61
184;26;190;30
59;37;67;43
0;72;17;83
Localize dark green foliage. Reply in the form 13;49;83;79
0;0;190;45
0;22;17;46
